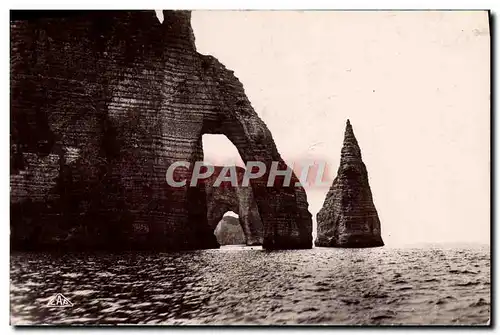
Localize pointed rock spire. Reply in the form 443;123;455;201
341;119;362;162
315;120;384;248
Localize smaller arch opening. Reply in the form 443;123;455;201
213;211;246;246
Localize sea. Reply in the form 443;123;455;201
10;245;490;325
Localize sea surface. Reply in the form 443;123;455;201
10;245;490;325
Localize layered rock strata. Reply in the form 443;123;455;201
315;120;384;248
10;10;312;250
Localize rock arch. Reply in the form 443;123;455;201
205;166;263;246
10;10;313;251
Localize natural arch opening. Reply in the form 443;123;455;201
202;134;263;246
213;211;246;246
201;134;245;168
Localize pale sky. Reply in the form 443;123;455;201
190;11;490;246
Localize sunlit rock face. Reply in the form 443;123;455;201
213;216;246;246
315;120;384;248
10;10;312;251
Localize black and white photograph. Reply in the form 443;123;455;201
9;8;491;326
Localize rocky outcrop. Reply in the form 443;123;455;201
205;166;263;246
315;120;384;248
213;216;246;245
10;10;312;251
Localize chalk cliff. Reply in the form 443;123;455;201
213;216;246;246
315;120;384;248
10;10;312;250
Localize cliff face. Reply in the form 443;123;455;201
315;120;384;248
205;166;263;246
213;216;246;246
10;10;312;251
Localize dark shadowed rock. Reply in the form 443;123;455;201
213;216;246;245
315;120;384;248
205;166;263;246
10;10;312;251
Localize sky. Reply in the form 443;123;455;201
188;11;490;246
